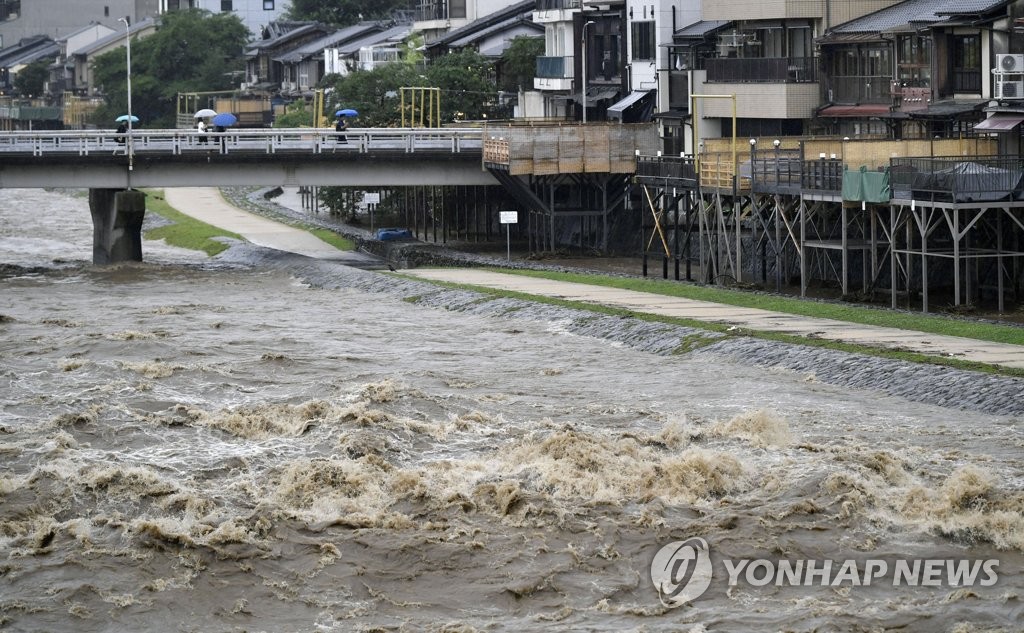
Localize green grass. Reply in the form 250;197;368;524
394;274;1024;378
144;191;242;256
492;268;1024;346
308;228;355;251
144;189;354;255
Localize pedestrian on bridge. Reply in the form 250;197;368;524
335;116;348;145
197;118;208;144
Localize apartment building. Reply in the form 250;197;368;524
0;0;159;46
414;0;511;43
163;0;289;38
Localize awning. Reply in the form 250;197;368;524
608;90;650;114
673;20;731;39
817;104;893;117
561;88;619;106
607;90;655;122
974;113;1024;131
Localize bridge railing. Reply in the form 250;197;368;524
0;127;485;157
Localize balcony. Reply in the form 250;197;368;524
536;56;573;79
535;56;574;91
535;0;580;9
415;1;447;22
828;75;892;104
706;56;817;83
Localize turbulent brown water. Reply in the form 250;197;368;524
1;189;1022;632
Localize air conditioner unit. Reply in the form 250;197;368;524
996;79;1024;99
997;53;1024;72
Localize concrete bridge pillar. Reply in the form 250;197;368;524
89;189;146;264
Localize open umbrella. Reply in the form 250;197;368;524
211;112;237;127
193;108;217;119
335;108;358;117
115;114;139;123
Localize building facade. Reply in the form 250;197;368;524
0;0;159;46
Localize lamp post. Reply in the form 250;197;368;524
118;17;133;172
580;20;595;124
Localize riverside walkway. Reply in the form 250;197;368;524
402;269;1024;371
166;188;1024;372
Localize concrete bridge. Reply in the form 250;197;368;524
0;127;495;263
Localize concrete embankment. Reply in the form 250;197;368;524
215;243;1024;417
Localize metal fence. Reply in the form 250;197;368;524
636;155;697;184
889;156;1024;202
706;56;818;83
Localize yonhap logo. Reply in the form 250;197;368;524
650;537;713;607
650;537;1000;608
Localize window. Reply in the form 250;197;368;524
104;5;109;16
631;21;655;61
896;35;931;87
221;0;232;10
449;0;466;20
827;44;892;103
952;34;981;93
264;0;274;9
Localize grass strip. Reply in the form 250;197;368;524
143;190;242;256
491;268;1024;346
308;228;355;251
218;187;355;251
395;274;1024;379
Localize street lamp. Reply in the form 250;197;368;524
118;17;133;172
580;20;595;124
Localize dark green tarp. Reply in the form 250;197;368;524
842;165;890;203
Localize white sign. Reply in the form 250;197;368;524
499;211;518;224
363;193;380;204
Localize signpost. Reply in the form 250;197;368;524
499;210;518;262
364;192;380;231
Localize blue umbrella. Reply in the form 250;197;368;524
211;112;237;127
115;114;139;123
335;108;358;117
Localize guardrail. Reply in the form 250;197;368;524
890;156;1024;202
0;127;485;158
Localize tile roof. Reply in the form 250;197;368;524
674;20;731;39
830;0;1010;34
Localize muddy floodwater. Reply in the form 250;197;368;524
1;189;1022;632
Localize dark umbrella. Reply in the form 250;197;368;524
211;112;238;127
335;108;358;117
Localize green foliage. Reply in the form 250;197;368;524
320;49;498;127
144;190;241;255
426;50;496;121
499;36;543;92
286;0;411;25
91;10;249;128
320;64;420;127
14;59;49;97
272;101;318;128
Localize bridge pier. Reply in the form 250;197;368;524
89;189;146;265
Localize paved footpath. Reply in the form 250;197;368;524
403;268;1024;371
163;188;380;266
159;187;1024;371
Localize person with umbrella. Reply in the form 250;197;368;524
334;108;357;145
113;115;137;152
211;113;237;152
194;108;216;145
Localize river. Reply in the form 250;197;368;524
1;188;1021;632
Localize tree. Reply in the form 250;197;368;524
14;59;49;98
499;36;543;93
425;50;496;122
91;9;249;128
286;0;412;26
